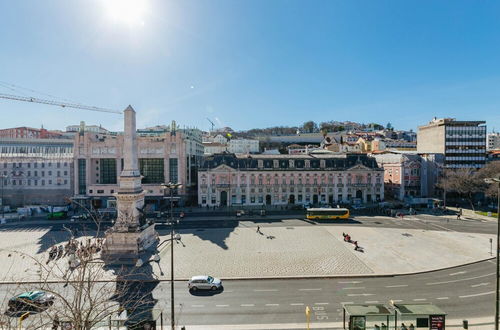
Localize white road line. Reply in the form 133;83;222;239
343;287;366;290
427;272;495;285
413;298;427;301
265;304;279;306
314;303;329;305
471;282;490;288
459;291;495;298
385;284;408;288
254;289;279;292
290;303;304;306
392;299;403;303
426;222;453;232
347;293;374;297
365;300;379;304
241;304;255;307
338;281;363;284
436;297;449;300
191;305;205;307
449;271;467;276
216;305;229;307
299;288;322;291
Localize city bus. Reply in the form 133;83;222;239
306;208;350;220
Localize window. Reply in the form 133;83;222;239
64;179;68;185
64;170;68;176
139;158;165;184
100;159;117;184
305;160;310;168
48;180;52;184
48;171;52;176
258;160;263;168
41;171;45;177
34;180;37;186
57;171;61;177
78;159;87;195
41;180;45;186
273;160;279;168
168;158;178;183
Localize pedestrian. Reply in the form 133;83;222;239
52;314;60;330
354;241;359;251
256;226;261;234
401;323;408;330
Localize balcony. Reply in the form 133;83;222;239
216;184;231;188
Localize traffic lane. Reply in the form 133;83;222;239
166;261;497;325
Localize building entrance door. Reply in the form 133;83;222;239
265;194;272;205
220;191;228;206
356;190;363;199
313;194;319;205
288;194;295;204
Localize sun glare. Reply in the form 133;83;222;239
103;0;149;27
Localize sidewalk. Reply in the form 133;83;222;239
181;317;494;329
0;222;493;282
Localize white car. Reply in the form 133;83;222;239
188;275;223;291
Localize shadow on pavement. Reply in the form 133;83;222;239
189;286;224;296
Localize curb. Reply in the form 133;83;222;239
0;257;494;285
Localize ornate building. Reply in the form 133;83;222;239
198;153;384;207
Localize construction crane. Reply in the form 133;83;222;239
206;117;215;132
0;92;122;114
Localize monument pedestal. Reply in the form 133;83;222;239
102;226;158;265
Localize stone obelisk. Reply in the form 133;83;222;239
102;106;157;265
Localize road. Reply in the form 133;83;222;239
0;260;495;328
0;213;497;328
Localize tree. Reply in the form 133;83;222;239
437;168;485;210
301;121;318;133
0;208;160;329
477;162;500;198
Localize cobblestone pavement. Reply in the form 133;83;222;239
0;224;494;281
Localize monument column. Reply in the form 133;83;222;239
102;106;157;265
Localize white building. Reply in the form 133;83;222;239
198;153;384;207
203;142;228;155
487;132;500;151
228;138;259;154
0;138;74;206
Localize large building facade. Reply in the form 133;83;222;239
0;138;74;206
417;118;487;169
73;124;203;208
198;153;384;207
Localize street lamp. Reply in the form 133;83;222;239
484;177;500;330
161;182;182;330
0;174;7;221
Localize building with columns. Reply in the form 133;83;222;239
198;153;384;207
73;121;203;209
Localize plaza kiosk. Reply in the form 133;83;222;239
342;303;446;330
394;304;446;330
343;304;393;330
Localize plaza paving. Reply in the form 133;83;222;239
0;221;494;281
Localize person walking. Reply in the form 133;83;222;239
457;208;462;220
256;226;261;234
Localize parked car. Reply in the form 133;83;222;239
8;291;55;312
188;275;223;291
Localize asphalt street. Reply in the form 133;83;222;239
0;261;496;328
0;213;497;328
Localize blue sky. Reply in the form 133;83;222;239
0;0;499;132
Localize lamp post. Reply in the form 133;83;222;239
0;174;7;220
484;177;500;330
162;182;182;330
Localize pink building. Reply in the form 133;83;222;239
73;124;203;208
198;153;384;207
373;153;422;200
